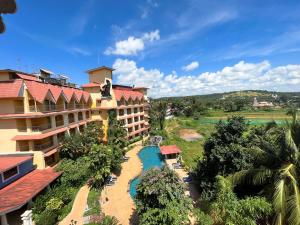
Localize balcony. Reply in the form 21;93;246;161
34;141;53;151
29;104;65;113
19;145;30;151
14;106;25;114
32;123;52;132
75;104;85;109
55;119;64;127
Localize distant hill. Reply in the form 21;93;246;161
157;90;300;106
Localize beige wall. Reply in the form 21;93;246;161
88;69;112;84
0;72;10;81
0;119;18;152
0;99;19;114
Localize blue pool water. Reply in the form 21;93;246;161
129;146;164;197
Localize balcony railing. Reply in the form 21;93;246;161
34;141;53;151
19;145;30;151
55;119;64;127
29;104;65;113
17;123;52;132
28;103;89;113
14;106;25;114
32;123;52;132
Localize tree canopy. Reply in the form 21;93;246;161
135;166;193;225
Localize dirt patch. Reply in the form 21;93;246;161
179;129;203;142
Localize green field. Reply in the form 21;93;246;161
163;110;295;169
162;118;215;170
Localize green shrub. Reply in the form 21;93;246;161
34;210;57;225
56;158;90;188
194;209;213;225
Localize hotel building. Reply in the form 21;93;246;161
82;66;150;141
0;66;149;169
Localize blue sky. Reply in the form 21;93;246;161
1;0;300;97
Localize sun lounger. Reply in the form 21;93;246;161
183;176;192;183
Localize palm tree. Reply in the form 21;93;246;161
232;118;300;225
156;101;167;130
287;107;298;125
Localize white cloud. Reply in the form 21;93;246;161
104;30;160;56
67;47;91;56
182;61;199;71
143;30;160;42
113;59;300;98
104;37;144;56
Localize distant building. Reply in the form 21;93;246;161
165;105;174;120
253;97;274;108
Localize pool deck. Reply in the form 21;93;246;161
100;142;143;225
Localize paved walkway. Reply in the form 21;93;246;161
100;144;143;225
59;185;90;225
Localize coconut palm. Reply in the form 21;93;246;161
232;119;300;225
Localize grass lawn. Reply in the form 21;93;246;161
162;117;215;170
162;110;295;169
84;188;101;216
206;109;292;119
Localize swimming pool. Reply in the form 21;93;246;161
129;145;164;197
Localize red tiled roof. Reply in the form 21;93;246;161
0;168;61;214
16;73;40;82
74;89;84;102
160;145;181;155
81;82;101;88
83;92;90;102
12;126;68;141
48;84;63;102
25;80;53;103
24;80;90;104
0;156;33;173
113;88;144;101
62;87;77;102
0;80;23;98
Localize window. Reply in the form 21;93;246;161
119;109;124;116
2;166;18;181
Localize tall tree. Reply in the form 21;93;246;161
232;121;300;225
208;176;272;225
87;144;112;188
108;109;128;172
136;166;192;225
193;116;254;199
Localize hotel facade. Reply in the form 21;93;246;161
0;66;150;169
